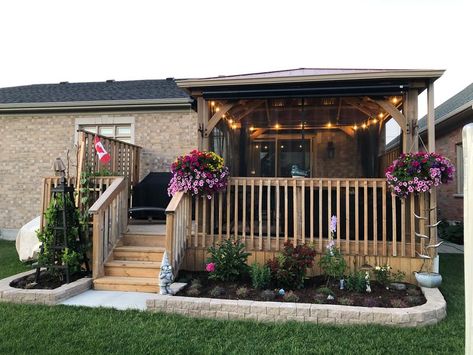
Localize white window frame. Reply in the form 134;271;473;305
74;116;135;144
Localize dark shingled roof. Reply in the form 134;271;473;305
0;79;190;104
419;82;473;131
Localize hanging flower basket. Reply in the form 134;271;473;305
385;152;455;198
167;150;229;199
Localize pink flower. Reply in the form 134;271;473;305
205;262;215;272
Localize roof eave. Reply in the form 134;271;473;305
0;97;193;113
176;70;445;89
419;100;473;134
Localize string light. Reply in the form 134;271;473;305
391;97;399;104
372;118;378;124
353;124;358;130
378;112;384;118
327;122;332;128
215;107;220;112
255;145;259;149
362;123;367;129
249;126;255;132
210;101;215;107
228;119;234;124
231;124;237;129
274;123;281;129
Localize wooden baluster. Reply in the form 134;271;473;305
276;180;280;250
345;180;350;254
242;180;246;243
267;179;271;250
336;180;341;248
258;179;263;250
234;179;239;240
410;195;416;258
194;197;199;247
202;197;207;248
392;194;397;257
310;180;314;245
373;181;378;256
210;194;215;245
401;198;406;257
218;191;223;242
327;180;332;238
284;180;288;243
419;193;426;255
301;179;305;245
318;179;323;252
364;180;368;255
250;179;255;248
227;180;231;240
293;179;298;246
382;181;387;256
355;180;359;255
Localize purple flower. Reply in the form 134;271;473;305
330;215;337;234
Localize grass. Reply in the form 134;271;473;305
0;240;30;278
0;240;465;354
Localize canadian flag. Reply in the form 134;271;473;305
94;136;111;164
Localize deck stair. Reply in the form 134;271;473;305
93;224;166;293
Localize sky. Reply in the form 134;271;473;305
0;0;472;119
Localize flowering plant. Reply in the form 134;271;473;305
373;264;405;287
318;215;346;285
385;152;455;198
168;150;229;198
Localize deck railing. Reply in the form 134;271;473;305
190;177;429;258
89;177;129;278
77;129;141;188
165;191;191;275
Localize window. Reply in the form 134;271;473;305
75;117;135;144
456;143;464;195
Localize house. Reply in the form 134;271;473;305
0;79;198;239
0;68;445;291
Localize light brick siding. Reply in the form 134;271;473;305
436;126;464;221
0;109;197;230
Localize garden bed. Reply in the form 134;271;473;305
176;272;426;308
10;270;88;290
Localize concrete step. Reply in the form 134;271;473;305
104;260;161;278
93;276;159;293
113;246;165;262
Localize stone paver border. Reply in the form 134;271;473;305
0;270;92;305
146;287;446;327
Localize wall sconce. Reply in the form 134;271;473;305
327;141;335;159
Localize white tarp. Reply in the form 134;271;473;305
15;216;41;262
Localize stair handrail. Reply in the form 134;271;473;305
89;176;129;278
165;191;190;276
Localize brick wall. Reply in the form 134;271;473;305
435;126;464;221
0;109;197;230
312;131;363;178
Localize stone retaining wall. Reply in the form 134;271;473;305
146;287;446;327
0;271;92;305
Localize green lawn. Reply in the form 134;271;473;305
0;240;30;278
0;241;465;354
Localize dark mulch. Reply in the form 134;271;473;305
9;270;88;290
176;272;426;308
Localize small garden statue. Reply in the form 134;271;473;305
159;251;174;295
365;271;371;293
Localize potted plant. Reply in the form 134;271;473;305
167;150;229;199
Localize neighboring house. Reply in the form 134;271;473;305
0;79;197;239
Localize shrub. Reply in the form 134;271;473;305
186;287;201;297
235;287;250;299
318;244;347;283
206;239;250;282
373;265;405;287
260;289;276;301
316;286;334;296
283;291;300;302
209;286;225;298
439;221;464;245
338;297;354;306
406;287;422;296
266;242;316;289
346;271;367;293
250;263;271;290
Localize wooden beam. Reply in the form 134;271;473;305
343;97;378;118
339;126;355;137
234;100;265;122
371;99;407;132
205;102;235;136
250;128;268;139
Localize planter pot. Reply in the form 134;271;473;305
415;272;442;288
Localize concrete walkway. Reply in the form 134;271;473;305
60;283;186;310
438;239;464;254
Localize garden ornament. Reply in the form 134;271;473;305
159;251;174;295
365;272;371;293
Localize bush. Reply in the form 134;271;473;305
390;299;407;308
318;245;347;283
190;279;202;289
186;287;201;297
406;287;422;296
316;286;334;296
260;289;276;301
346;271;367;293
235;287;249;299
250;263;271;290
283;291;300;302
373;265;405;287
209;286;225;298
206;239;250;282
406;295;424;306
266;242;316;289
439;221;463;245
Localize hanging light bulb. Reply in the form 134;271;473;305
275;123;281;129
228;118;234;124
210;101;215;107
327;122;332;128
249;126;255;132
231;124;237;129
362;123;367;129
255;145;259;149
378;112;384;119
215;107;220;112
391;97;399;104
353;124;358;130
372;118;378;124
